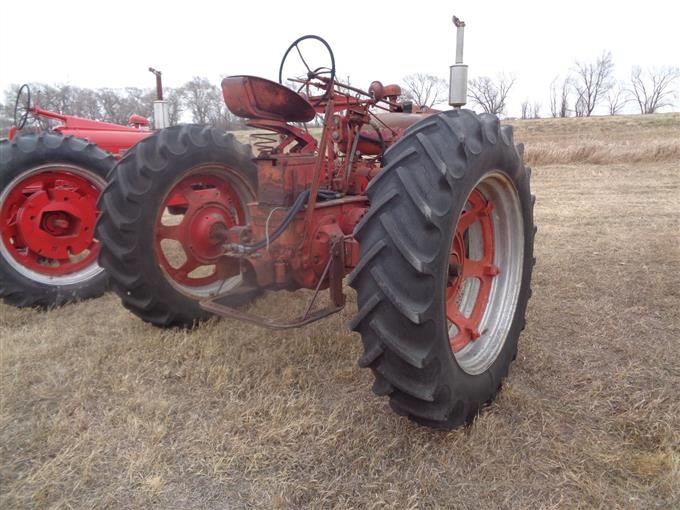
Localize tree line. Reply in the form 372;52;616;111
0;77;247;136
1;54;678;137
401;53;679;119
480;51;680;118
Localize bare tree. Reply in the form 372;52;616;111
164;87;184;126
574;90;588;117
123;87;155;120
50;85;76;113
467;74;516;115
549;76;571;118
531;102;541;119
2;84;27;127
209;103;246;131
74;88;102;120
1;83;92;130
181;77;222;124
0;83;161;131
0;98;12;137
629;65;680;114
97;88;151;125
401;73;447;108
520;99;530;119
572;51;614;116
96;88;125;124
606;82;629;115
28;84;59;113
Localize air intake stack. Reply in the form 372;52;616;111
449;16;468;108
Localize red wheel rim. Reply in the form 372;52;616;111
155;168;247;292
1;167;102;278
446;189;500;353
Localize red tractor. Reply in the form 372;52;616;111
97;24;535;428
0;84;154;307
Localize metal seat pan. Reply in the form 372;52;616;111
221;75;316;123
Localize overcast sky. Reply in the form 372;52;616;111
1;0;678;117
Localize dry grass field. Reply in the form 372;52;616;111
1;113;679;509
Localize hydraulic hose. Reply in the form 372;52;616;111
233;188;340;253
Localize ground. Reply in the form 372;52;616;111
1;113;679;509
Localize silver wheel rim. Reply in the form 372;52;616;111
449;171;524;375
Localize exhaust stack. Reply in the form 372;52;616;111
449;16;468;108
149;67;170;129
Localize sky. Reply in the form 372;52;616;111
1;0;679;118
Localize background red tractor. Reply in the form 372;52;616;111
96;20;536;429
0;83;157;307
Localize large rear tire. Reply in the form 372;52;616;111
0;133;114;307
95;125;258;327
348;109;535;429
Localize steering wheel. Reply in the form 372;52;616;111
278;35;336;103
13;84;32;130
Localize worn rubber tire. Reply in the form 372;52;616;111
0;133;114;307
348;109;535;429
95;125;257;328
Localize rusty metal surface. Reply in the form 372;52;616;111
200;295;343;329
302;97;335;237
148;67;164;100
199;238;346;329
373;112;436;130
222;76;316;122
382;83;402;98
256;156;317;206
203;58;437;328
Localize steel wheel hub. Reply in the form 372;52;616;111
155;171;246;293
446;189;497;353
16;186;94;259
0;166;103;281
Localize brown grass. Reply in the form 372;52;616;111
517;112;680;165
2;113;679;509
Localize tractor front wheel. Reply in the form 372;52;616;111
95;125;258;327
0;133;115;307
349;109;535;429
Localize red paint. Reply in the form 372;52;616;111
244;197;369;290
154;172;247;287
209;75;433;309
9;106;152;159
1;169;101;275
446;190;499;352
222;76;316;123
4;105;155;280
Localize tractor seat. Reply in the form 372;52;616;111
221;75;316;123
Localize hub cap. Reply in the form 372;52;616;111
0;165;105;285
